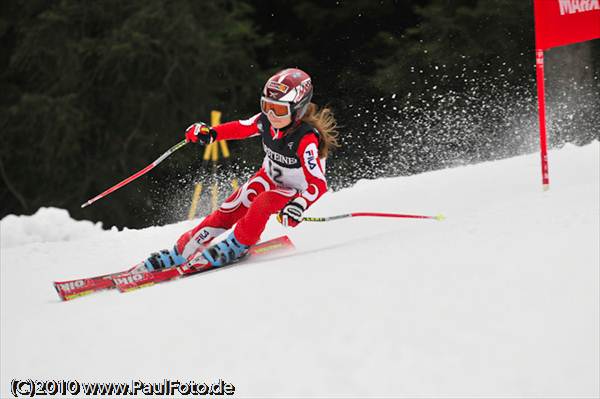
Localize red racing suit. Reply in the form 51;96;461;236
176;113;327;257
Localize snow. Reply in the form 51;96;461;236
0;207;110;249
1;142;599;397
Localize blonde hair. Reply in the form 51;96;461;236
301;103;340;158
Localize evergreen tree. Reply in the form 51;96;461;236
1;0;269;227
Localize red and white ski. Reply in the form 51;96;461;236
53;235;294;301
114;235;295;293
53;266;137;301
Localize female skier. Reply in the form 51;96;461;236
143;68;339;269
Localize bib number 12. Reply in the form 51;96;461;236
268;160;283;185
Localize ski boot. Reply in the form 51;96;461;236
141;246;186;272
202;231;249;267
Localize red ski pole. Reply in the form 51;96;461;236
303;212;445;222
81;139;188;208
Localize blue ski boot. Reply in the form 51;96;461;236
142;246;186;272
202;231;249;267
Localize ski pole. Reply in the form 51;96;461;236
303;212;445;222
81;139;188;208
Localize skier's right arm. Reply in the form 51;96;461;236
185;114;261;144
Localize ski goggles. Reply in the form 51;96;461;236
260;97;291;118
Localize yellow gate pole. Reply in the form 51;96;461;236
187;142;211;220
209;110;222;212
188;110;237;217
212;114;239;193
188;116;220;219
187;182;203;220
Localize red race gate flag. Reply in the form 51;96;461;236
535;0;600;50
533;0;600;189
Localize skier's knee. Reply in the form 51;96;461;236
177;226;227;259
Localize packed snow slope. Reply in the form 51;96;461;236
2;142;599;398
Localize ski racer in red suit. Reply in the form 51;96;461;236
143;68;339;269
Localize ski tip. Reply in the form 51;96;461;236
80;202;88;209
434;213;446;221
53;283;66;301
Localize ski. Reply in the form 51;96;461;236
114;235;295;293
53;235;294;301
53;266;137;301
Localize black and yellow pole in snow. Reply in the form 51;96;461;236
187;111;237;219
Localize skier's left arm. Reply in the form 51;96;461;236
278;134;328;227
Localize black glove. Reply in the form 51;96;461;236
185;122;217;145
277;197;307;228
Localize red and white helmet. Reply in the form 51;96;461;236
261;68;313;125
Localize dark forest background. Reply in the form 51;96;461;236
1;0;599;228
